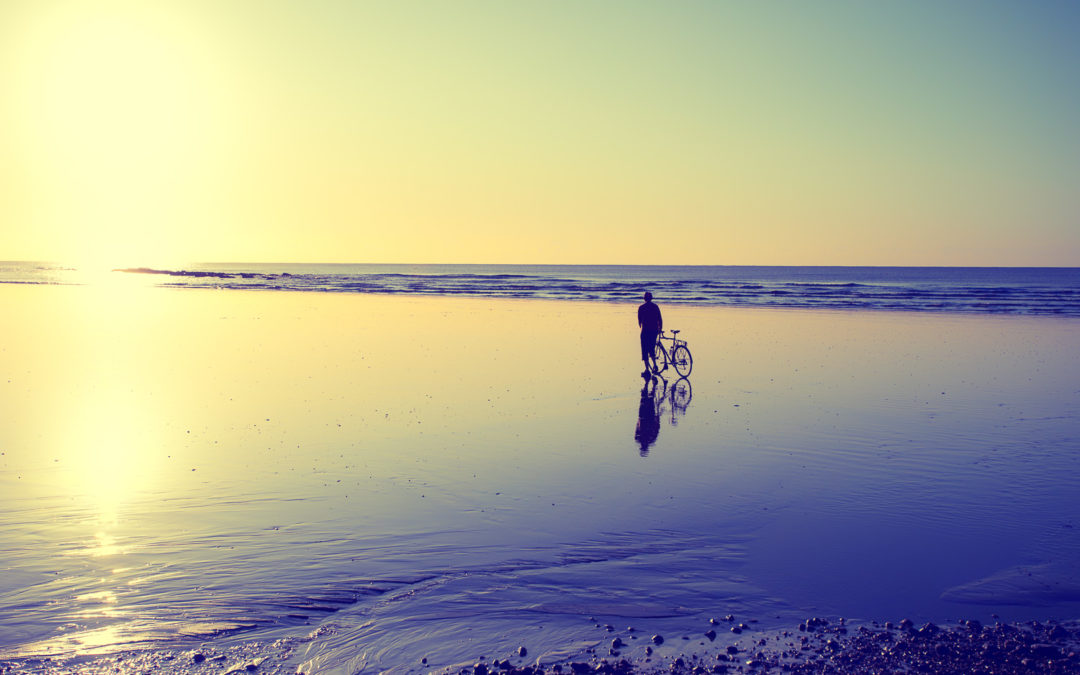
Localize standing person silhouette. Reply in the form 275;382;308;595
638;291;663;376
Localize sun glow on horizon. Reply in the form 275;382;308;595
5;2;238;266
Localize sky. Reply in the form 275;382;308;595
1;1;1078;267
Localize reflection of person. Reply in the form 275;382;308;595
637;291;663;375
635;378;661;456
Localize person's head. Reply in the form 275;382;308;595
643;291;653;302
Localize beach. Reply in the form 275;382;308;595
1;282;1079;673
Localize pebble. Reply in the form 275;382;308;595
451;615;1080;675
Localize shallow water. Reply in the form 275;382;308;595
1;285;1078;673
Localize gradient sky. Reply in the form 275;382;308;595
2;1;1078;266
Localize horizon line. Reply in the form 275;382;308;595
5;260;1080;270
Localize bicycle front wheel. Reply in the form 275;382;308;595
671;345;693;377
652;343;668;374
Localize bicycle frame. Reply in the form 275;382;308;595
658;330;687;352
653;329;693;377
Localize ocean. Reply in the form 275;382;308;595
3;262;1079;316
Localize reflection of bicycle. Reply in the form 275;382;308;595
653;330;693;377
652;375;692;424
670;377;692;409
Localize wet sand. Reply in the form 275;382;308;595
1;283;1079;673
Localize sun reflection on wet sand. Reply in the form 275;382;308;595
63;530;128;559
51;297;164;565
2;624;150;660
74;590;117;603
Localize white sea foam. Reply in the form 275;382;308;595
3;262;1079;315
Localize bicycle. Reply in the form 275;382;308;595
652;329;693;377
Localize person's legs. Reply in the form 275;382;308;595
640;332;650;373
640;331;657;372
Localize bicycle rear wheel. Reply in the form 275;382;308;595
652;343;668;374
671;345;693;377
